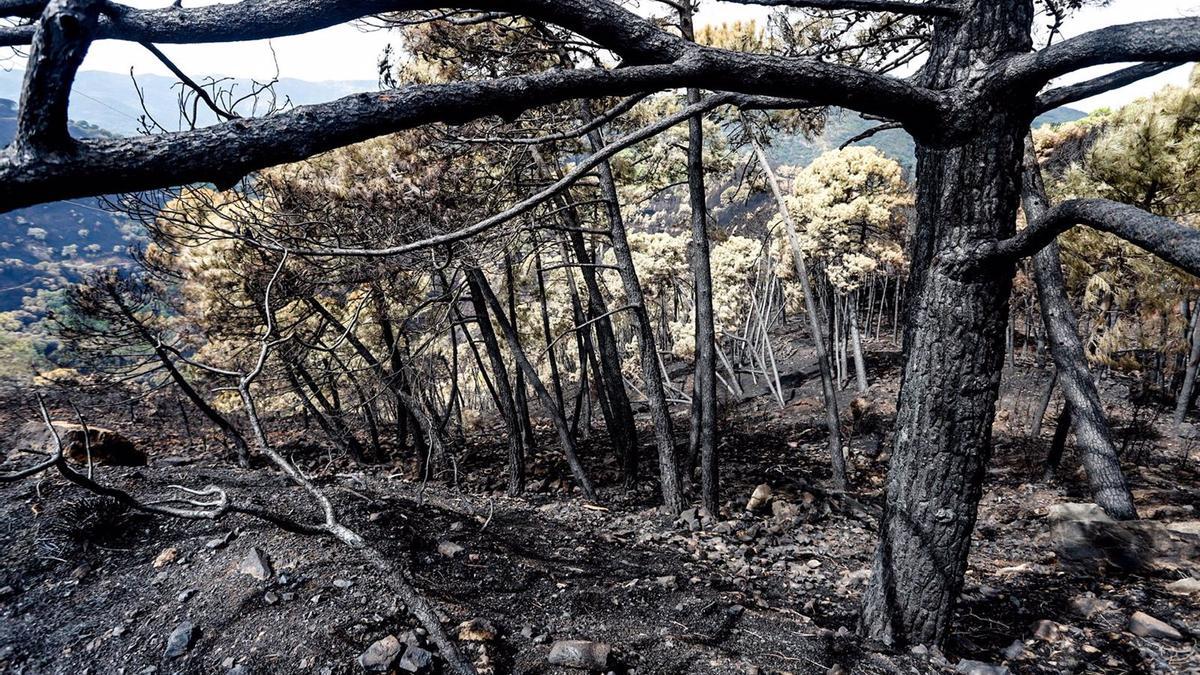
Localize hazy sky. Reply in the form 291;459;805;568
23;0;1200;111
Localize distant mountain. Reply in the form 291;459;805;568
0;98;135;314
766;106;1088;174
0;70;378;136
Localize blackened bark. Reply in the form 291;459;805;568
465;274;526;495
581;104;684;513
470;268;596;499
860;0;1035;647
1173;304;1200;428
505;255;539;452
1021;146;1137;519
680;4;719;516
532;147;640;487
1045;402;1072;481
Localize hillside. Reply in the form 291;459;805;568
0;99;135;315
0;70;378;137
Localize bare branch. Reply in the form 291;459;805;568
15;0;101;152
989;199;1200;278
998;17;1200;91
714;0;959;17
1034;62;1179;114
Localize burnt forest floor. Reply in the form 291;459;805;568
1;343;1199;674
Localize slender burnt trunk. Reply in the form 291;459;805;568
1173;302;1200;428
746;125;846;489
861;1;1036;647
681;2;718;515
533;149;641;489
470;268;596;499
1031;368;1058;439
107;285;251;466
848;292;869;394
582;105;683;512
465;273;526;495
1022;146;1137;519
505;255;539;452
1045;402;1072;481
293;360;365;463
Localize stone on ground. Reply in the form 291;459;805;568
1128;611;1183;640
547;640;612;670
237;547;273;581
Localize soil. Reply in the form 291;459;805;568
1;345;1198;674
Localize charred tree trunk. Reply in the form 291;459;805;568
505;255;539;453
469;268;596;499
533;148;641;489
1022;151;1132;514
581;104;684;513
848;292;869;393
860;1;1035;647
1022;146;1137;519
1173;302;1200;428
745;122;846;490
106;284;252;466
1045;402;1072;481
681;2;718;515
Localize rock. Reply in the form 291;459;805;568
548;640;612;670
1049;502;1161;572
678;508;701;530
1068;593;1116;619
771;500;800;521
1164;577;1200;595
205;532;235;550
398;646;433;673
746;484;772;511
1001;639;1024;660
1128;611;1183;640
13;420;146;466
437;540;465;558
153;547;179;568
332;578;353;589
163;621;198;658
1031;620;1063;642
263;591;280;605
1166;520;1200;536
457;618;497;641
177;589;196;602
237;547;272;581
955;659;1009;675
357;635;403;672
655;575;678;589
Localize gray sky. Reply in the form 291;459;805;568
50;0;1200;111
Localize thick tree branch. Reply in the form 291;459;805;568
1034;62;1179;114
0;50;937;212
715;0;959;17
3;0;687;65
15;0;100;152
992;199;1200;278
998;17;1200;91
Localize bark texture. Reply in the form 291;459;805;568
860;0;1034;647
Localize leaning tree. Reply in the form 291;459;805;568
5;0;1200;650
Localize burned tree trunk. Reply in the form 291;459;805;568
1022;144;1137;519
469;268;596;499
680;3;719;515
860;1;1035;647
581;106;685;513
